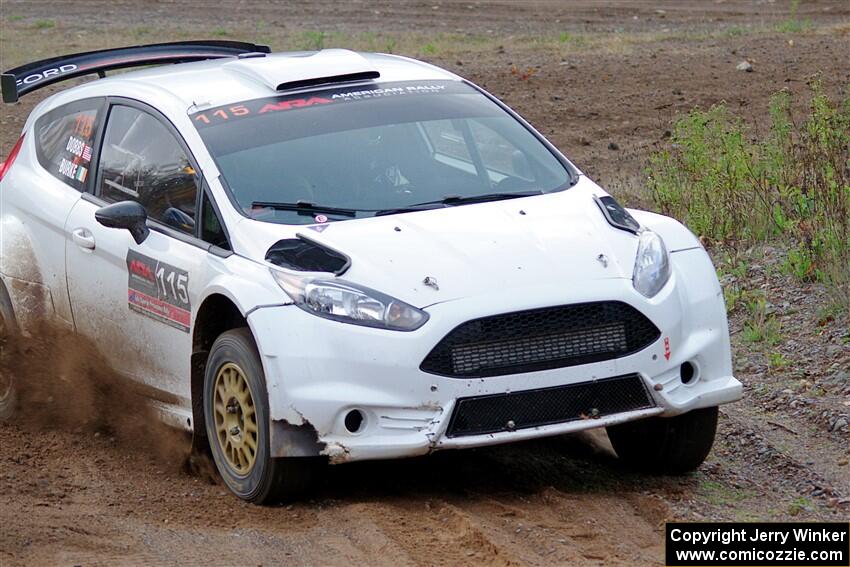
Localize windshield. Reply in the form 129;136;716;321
194;80;573;225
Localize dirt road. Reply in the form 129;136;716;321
1;2;848;566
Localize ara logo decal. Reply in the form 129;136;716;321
128;258;155;282
314;214;329;224
192;96;334;126
664;337;671;361
257;97;332;114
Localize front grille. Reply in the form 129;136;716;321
446;373;655;438
421;301;661;378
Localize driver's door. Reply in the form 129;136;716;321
65;102;206;404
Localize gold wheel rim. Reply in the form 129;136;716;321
213;362;259;476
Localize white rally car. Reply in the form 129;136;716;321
0;41;742;503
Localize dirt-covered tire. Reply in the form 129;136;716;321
0;309;17;421
607;406;719;474
0;371;15;421
203;328;320;504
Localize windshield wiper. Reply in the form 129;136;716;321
375;190;543;217
251;200;358;218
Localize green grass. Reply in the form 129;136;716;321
383;38;398;54
716;253;753;313
557;32;588;48
724;287;743;313
722;284;761;316
787;496;813;516
817;302;845;326
298;30;326;50
775;0;812;34
698;480;754;506
733;509;767;522
776;19;812;33
742;295;783;346
722;258;749;280
742;319;782;346
782;245;817;281
722;25;750;37
32;19;55;30
768;352;790;369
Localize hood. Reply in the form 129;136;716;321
235;177;642;307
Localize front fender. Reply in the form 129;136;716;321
629;209;702;252
195;253;289;322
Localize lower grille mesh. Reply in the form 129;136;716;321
446;373;655;438
450;322;628;375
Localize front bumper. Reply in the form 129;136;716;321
248;247;742;463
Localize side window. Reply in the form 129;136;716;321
200;191;230;250
35;100;103;191
98;105;199;235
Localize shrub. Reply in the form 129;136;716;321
647;82;850;307
300;31;326;51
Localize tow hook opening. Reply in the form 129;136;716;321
680;361;698;385
344;409;366;434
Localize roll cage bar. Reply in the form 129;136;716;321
0;40;270;103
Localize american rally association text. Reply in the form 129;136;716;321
669;526;849;547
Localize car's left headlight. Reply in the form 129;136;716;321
633;230;671;298
271;269;429;331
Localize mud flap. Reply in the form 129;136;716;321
189;351;209;453
4;277;54;333
0;278;18;333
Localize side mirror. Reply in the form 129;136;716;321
162;207;195;233
95;201;150;245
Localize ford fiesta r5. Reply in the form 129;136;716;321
0;41;742;503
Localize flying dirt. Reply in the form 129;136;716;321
0;325;189;465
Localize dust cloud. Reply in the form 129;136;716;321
0;323;192;468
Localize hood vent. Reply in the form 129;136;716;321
594;195;641;234
265;236;350;275
277;70;380;92
225;49;380;94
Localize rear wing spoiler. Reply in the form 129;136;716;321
0;40;271;103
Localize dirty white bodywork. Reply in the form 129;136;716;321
0;49;742;462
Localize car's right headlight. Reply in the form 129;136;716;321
633;230;671;298
271;269;429;331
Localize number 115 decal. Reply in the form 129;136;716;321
126;250;191;332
